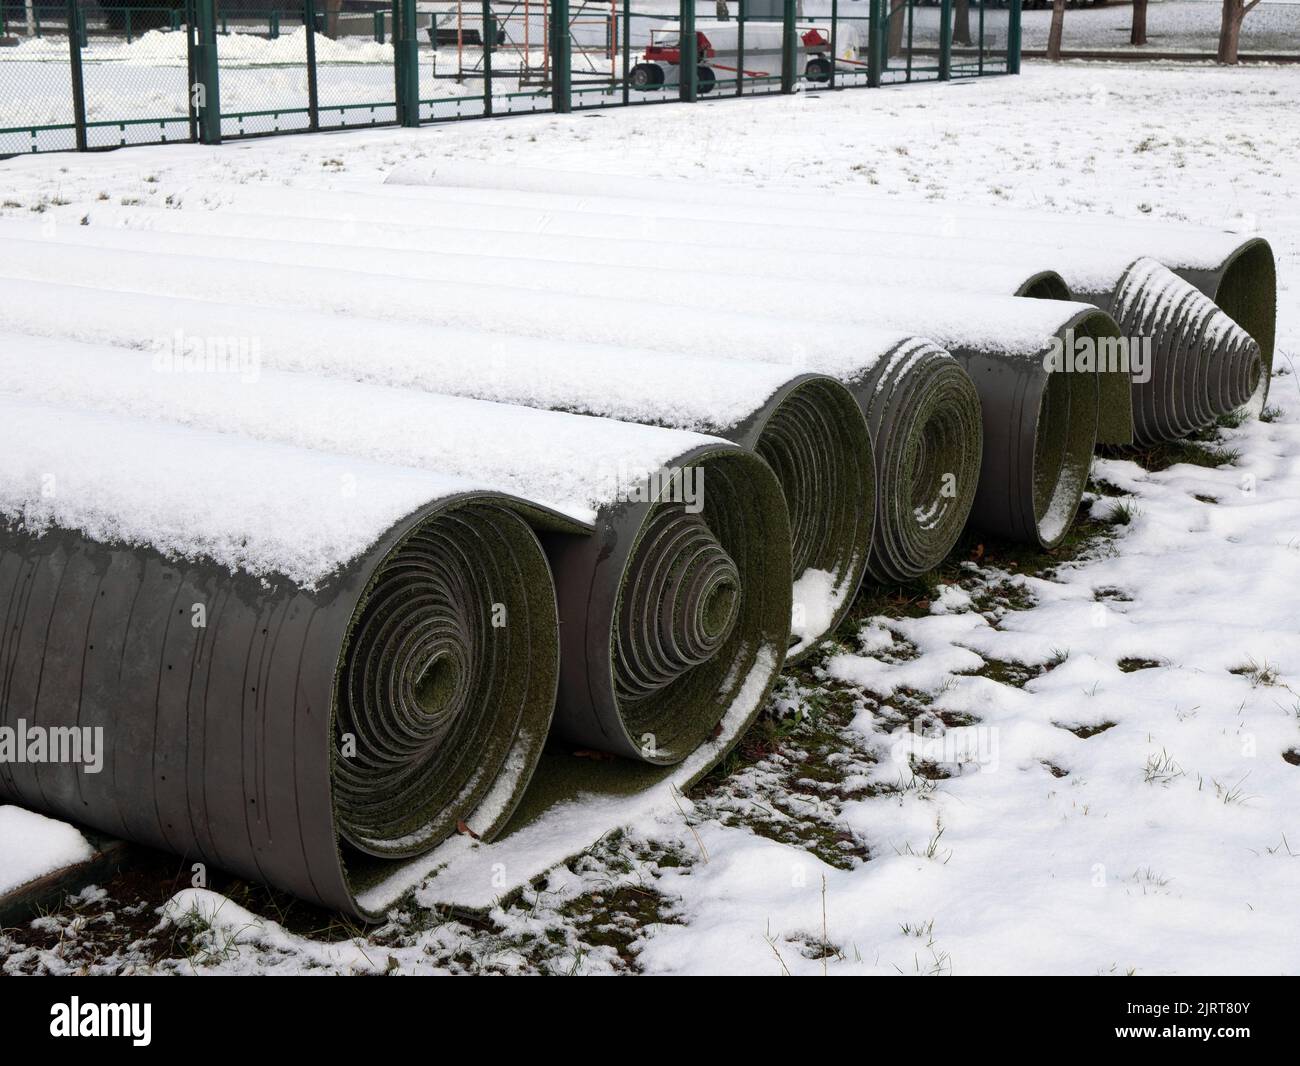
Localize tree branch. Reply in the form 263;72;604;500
1243;0;1264;14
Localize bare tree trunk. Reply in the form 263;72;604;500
953;0;972;47
1046;0;1066;60
1130;0;1148;45
324;0;342;40
888;0;907;58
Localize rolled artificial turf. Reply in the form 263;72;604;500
380;161;1277;421
1108;259;1263;444
0;332;793;766
0;400;573;919
848;339;984;582
0;279;867;662
0;347;793;914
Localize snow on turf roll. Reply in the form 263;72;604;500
0;397;574;919
0;270;970;593
0;222;1109;548
27;203;1252;446
0;280;862;662
1108;259;1262;444
0;209;1128;454
384;162;1278;410
0;333;792;764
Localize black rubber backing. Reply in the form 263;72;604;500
1170;238;1277;413
950;310;1121;550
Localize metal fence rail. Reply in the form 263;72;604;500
0;0;1022;155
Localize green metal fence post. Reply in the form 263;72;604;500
186;0;199;142
304;0;320;130
735;0;745;96
780;0;796;93
1007;0;1021;74
939;0;951;79
866;0;882;86
67;0;87;150
905;0;914;80
482;0;494;115
551;0;571;112
679;0;697;102
828;0;838;90
621;0;630;105
396;0;420;125
194;0;222;143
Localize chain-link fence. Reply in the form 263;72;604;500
0;0;1022;155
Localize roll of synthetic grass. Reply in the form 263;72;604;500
54;199;1072;303
955;310;1109;549
848;339;984;582
5;230;1112;573
0;266;971;592
0;283;864;661
1108;259;1263;444
0;333;792;764
382;165;1278;411
45;207;1251;446
0;397;575;919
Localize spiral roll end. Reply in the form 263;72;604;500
859;342;983;583
334;500;560;861
1113;258;1266;444
753;376;875;659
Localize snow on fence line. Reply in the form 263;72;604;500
0;0;1020;155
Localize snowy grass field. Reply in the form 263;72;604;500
1;59;1298;975
1022;0;1300;55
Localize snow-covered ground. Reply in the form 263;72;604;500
1;59;1298;975
1023;0;1300;55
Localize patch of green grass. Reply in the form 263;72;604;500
1100;436;1240;472
1118;657;1163;673
1060;720;1117;739
1230;658;1282;688
970;657;1038;689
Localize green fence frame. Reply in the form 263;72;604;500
0;0;1022;156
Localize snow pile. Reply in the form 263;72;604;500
0;27;392;69
0;807;95;897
